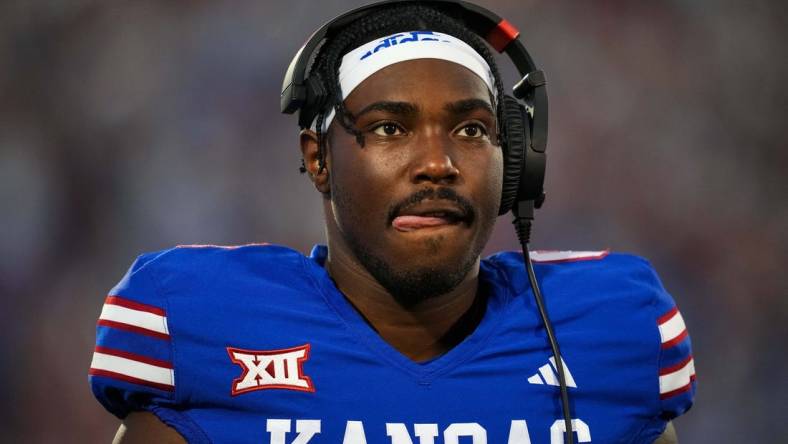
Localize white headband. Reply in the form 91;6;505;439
312;30;495;132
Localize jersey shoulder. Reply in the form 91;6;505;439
88;243;312;427
128;242;310;294
484;249;696;438
485;249;660;297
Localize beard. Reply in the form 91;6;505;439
330;180;491;308
346;234;482;308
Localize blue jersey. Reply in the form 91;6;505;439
89;244;695;444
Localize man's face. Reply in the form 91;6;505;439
323;58;503;305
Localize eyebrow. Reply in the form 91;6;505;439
443;98;495;117
353;98;494;120
356;101;420;119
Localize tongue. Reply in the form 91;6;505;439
392;215;450;232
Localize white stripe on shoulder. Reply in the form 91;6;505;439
658;310;687;345
90;351;174;387
659;357;695;395
99;301;168;336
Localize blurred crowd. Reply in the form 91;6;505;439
1;1;785;442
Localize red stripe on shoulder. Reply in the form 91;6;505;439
89;369;174;392
105;296;165;316
659;355;694;376
659;375;697;400
96;319;170;340
657;306;679;325
661;329;689;349
94;346;173;369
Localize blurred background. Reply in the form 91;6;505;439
1;0;785;442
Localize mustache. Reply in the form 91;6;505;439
388;187;476;223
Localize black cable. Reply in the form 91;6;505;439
513;201;574;444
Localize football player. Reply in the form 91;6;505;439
90;2;695;443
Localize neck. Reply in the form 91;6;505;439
324;239;483;362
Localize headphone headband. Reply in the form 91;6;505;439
281;0;535;117
281;0;548;211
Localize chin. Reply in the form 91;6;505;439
352;232;484;307
372;257;475;307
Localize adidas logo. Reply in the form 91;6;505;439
527;357;578;388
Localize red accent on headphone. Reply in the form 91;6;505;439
486;19;520;52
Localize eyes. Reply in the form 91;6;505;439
456;124;485;138
369;122;489;139
372;122;403;136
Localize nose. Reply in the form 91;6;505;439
410;133;460;185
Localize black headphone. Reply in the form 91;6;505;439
280;0;548;216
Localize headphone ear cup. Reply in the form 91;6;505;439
499;95;529;215
298;74;329;128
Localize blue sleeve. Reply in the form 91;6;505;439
88;252;213;443
88;253;178;418
635;259;696;441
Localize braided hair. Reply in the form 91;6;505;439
305;3;507;173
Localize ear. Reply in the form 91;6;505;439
299;129;331;195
